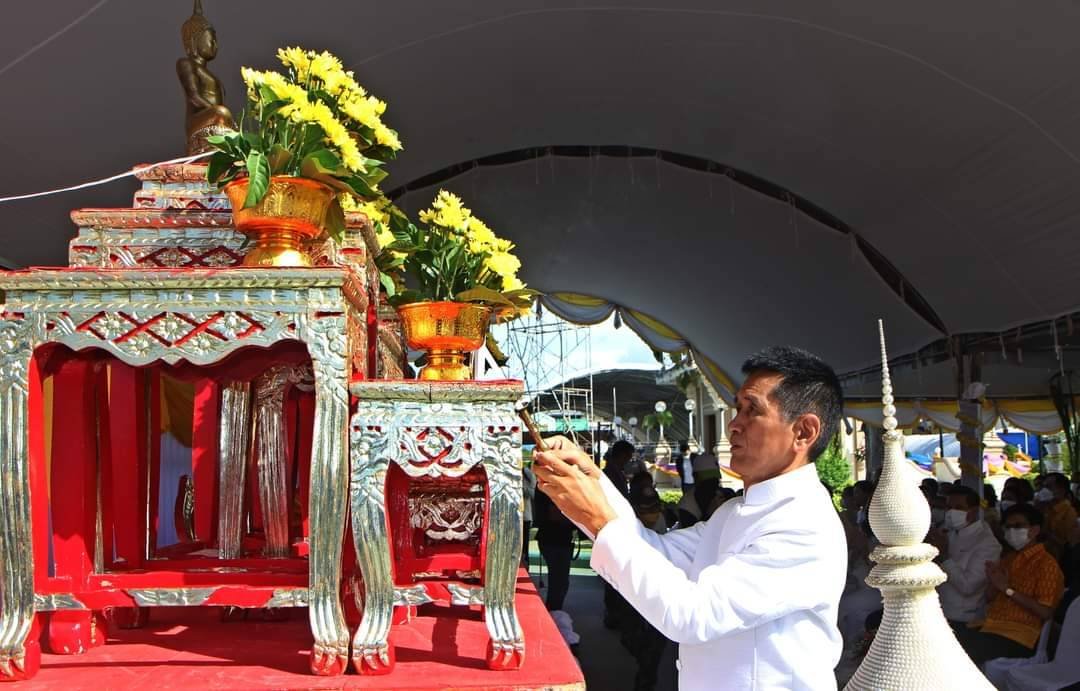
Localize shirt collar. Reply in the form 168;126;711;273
743;463;820;506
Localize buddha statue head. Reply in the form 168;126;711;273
182;0;217;61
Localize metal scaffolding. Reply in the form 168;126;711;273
496;310;595;448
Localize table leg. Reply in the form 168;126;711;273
218;382;251;560
0;327;40;680
253;366;297;558
481;429;525;670
306;317;351;676
349;423;395;675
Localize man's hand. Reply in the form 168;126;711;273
534;436;618;537
926;528;949;561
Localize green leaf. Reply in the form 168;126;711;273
206;152;232;184
267;145;293;175
455;286;515;307
301;124;326;152
242;150;270;208
384;240;417;253
323;199;346;242
300;149;346;177
379;273;397;297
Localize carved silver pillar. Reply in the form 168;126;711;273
305;316;352;676
481;424;526;667
846;323;991;690
0;317;37;678
349;423;395;674
218;382;251;559
253;365;311;558
348;381;526;674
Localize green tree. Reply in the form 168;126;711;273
816;433;852;504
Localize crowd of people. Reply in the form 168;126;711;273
837;469;1080;679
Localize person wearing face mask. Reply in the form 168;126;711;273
921;478;948;528
956;504;1064;668
931;486;1001;631
1039;473;1079;561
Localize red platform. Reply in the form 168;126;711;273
31;573;583;690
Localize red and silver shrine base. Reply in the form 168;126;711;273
27;572;582;690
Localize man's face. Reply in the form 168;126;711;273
728;372;799;485
1003;513;1039;544
1048;477;1066;500
946;494;977;525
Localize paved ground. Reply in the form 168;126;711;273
525;538;678;691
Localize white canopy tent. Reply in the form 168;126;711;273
2;0;1080;403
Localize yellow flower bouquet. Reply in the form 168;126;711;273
206;47;402;242
376;190;535;313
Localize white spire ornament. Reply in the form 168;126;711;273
845;321;992;690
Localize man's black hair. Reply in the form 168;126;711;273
609;440;635;459
741;345;843;462
1045;472;1068;492
1002;503;1045;532
946;484;981;510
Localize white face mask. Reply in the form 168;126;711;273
998;499;1015;512
1035;488;1054;503
1004;527;1031;551
945;509;969;531
1071;482;1079;496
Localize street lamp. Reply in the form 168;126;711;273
654;401;667;441
684;398;697;451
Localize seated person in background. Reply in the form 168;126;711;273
623;485;671;691
930;485;1001;630
674;453;720;528
705;487;737;517
1003;476;1035;508
982;483;1001;539
921;478;947;528
957;504;1064;667
1038;472;1078;561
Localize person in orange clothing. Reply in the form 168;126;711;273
1040;472;1079;559
957;504;1064;668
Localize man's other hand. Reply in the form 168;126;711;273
534;437;618;537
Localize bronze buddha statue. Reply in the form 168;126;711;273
176;0;235;154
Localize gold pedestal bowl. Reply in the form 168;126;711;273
225;176;335;267
398;302;493;381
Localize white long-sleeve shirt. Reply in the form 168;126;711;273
587;463;847;690
938;519;1001;623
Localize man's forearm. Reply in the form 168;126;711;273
1009;590;1053;621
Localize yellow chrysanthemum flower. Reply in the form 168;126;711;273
373;122;402;151
502;275;526;292
309;51;344;83
465;216;498;254
485;252;522;279
277;47;311;79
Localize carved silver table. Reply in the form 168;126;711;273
348;380;526;674
0;267;366;679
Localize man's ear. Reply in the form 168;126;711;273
793;413;822;453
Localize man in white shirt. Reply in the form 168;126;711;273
931;484;1001;628
535;346;847;690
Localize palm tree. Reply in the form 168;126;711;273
642;410;674;440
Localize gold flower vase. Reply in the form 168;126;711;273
225;176;335;267
398;301;493;381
